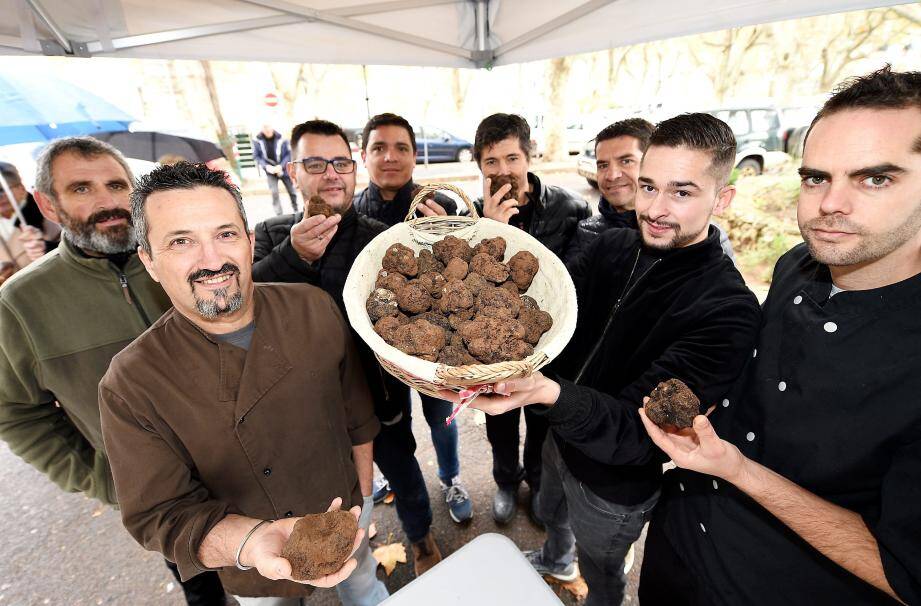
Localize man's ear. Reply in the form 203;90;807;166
249;230;255;261
32;190;61;224
360;149;368;165
713;185;736;217
138;247;160;283
285;162;297;185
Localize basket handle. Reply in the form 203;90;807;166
405;182;480;223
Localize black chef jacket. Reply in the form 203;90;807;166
654;243;921;605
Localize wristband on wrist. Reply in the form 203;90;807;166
235;519;271;571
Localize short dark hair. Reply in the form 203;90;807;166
595;118;655;153
290;120;351;155
361;113;417;153
474;113;531;163
808;65;921;153
648;113;737;184
131;162;247;256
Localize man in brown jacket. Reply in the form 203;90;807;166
99;162;387;605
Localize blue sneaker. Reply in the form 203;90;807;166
372;475;392;504
440;477;473;523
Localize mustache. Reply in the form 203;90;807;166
803;216;863;234
638;213;681;231
188;262;240;285
88;207;132;225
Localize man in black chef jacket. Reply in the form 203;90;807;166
638;66;921;606
443;113;761;606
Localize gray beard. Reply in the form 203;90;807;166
63;226;136;255
194;287;244;319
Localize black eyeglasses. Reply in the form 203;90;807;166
292;157;356;174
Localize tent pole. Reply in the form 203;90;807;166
24;0;73;54
362;65;371;121
474;0;488;52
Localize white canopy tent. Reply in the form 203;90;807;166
0;0;909;68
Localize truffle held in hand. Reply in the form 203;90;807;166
490;174;519;202
644;379;700;429
307;195;334;218
280;510;358;581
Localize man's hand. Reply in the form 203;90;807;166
439;371;560;416
639;402;746;484
417;197;447;217
290;214;341;263
482;177;518;224
19;226;46;261
239;497;364;588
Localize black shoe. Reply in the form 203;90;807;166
492;486;517;524
528;490;545;529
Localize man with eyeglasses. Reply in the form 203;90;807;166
252;119;444;577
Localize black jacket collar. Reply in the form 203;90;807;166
597;195;638;229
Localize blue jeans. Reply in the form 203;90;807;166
539;436;658;606
418;393;459;482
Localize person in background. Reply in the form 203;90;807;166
468;112;591;525
253;124;298;215
0;161;60;270
354;112;474;528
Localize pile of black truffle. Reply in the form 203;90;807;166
366;235;553;365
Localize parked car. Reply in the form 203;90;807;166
414;126;473;163
576;103;815;186
577;138;599;188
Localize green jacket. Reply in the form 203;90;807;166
0;237;171;504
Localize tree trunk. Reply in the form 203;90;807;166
543;57;572;162
199;60;239;175
451;68;471;114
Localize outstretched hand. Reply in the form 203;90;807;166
438;372;560;416
240;497;364;588
639;399;746;484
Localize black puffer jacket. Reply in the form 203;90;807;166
252;207;407;421
468;172;591;258
353;180;457;226
562;196;637;264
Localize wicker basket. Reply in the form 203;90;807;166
343;183;577;399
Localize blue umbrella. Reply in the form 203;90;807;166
0;70;134;146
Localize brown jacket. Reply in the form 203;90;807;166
99;283;379;598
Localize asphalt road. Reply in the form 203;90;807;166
0;168;620;606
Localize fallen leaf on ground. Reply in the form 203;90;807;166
545;574;588;601
383;492;395;504
368;522;377;540
372;542;407;576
